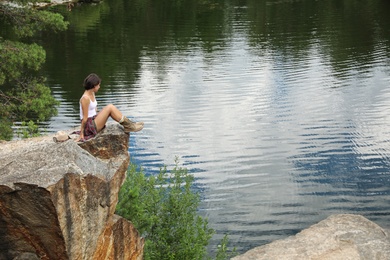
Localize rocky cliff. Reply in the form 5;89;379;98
0;124;144;260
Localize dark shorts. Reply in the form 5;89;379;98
83;115;98;141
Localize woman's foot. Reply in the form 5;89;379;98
120;117;144;132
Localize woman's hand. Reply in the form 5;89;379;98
75;134;85;142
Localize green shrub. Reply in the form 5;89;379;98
17;120;41;138
213;234;237;260
116;160;237;260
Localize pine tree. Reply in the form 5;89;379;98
0;0;68;140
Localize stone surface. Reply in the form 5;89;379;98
0;183;67;260
0;124;144;260
93;215;144;259
232;214;390;260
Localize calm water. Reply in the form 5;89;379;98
40;0;390;254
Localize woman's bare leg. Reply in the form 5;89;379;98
94;104;123;132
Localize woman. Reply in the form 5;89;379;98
77;73;143;142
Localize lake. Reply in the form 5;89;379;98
40;0;390;254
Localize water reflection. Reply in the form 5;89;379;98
41;0;390;254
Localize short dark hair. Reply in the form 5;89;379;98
83;73;101;90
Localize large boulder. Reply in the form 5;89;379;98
0;124;144;260
232;214;390;260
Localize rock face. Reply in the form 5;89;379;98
0;124;144;260
232;214;390;260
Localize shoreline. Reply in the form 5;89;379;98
33;0;84;9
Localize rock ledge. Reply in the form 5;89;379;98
0;124;144;259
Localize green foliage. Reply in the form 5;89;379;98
0;0;68;140
16;120;41;138
0;118;13;140
0;41;46;85
213;235;237;260
116;160;237;259
1;4;68;38
116;161;215;260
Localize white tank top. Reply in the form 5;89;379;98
80;96;97;119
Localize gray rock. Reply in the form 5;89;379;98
232;214;390;260
0;124;144;259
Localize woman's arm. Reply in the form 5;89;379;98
79;96;90;141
